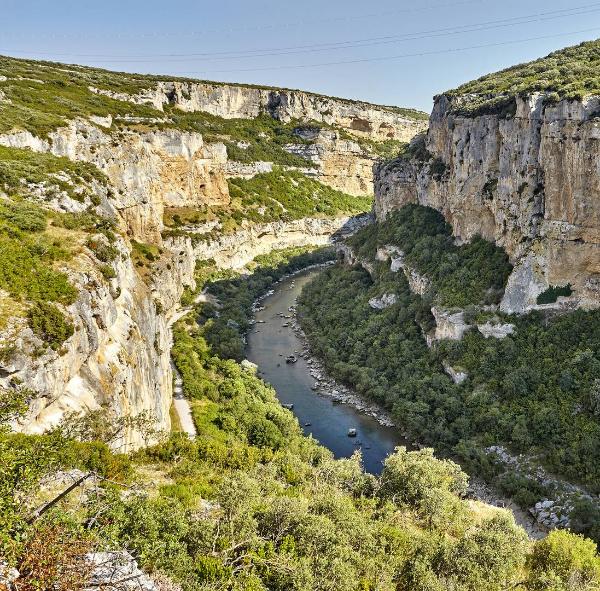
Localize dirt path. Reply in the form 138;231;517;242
171;361;196;439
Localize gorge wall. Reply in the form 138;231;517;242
375;93;600;313
0;62;420;448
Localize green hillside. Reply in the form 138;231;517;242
444;39;600;115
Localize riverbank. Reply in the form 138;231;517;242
249;267;547;537
246;268;404;474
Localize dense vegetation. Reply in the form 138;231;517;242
299;208;600;539
163;169;372;238
227;168;372;225
2;248;600;589
347;204;512;307
445;40;600;115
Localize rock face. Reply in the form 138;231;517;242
376;245;430;295
368;293;397;309
431;307;471;341
0;113;376;447
91;83;426;198
285;127;379;196
0;123;230;244
374;93;600;312
92;81;427;143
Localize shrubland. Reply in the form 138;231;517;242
3;249;599;590
445;39;600;116
299;205;600;539
0;145;120;350
163;168;372;237
227;168;372;225
347;203;512;307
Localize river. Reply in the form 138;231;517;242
246;269;406;474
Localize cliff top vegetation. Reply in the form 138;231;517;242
0;54;426;141
444;39;600;115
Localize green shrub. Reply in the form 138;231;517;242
347;203;512;307
446;40;600;114
99;264;116;280
227;167;372;226
28;301;74;349
0;234;77;304
527;530;600;590
0;200;47;232
537;284;573;304
0;145;107;200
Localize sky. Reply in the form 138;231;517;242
2;0;600;112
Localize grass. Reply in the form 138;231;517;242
169;401;183;434
163;168;373;237
163;111;313;167
445;39;600;115
131;239;162;282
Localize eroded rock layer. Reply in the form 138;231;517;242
375;94;600;312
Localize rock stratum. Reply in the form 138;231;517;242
375;92;600;313
0;56;423;447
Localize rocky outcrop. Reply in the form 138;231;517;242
477;321;515;339
431;307;471;341
92;81;427;143
443;363;468;385
368;293;397;309
285;127;377;195
374;93;600;312
0;112;373;448
376;245;430;295
185;215;369;270
224;160;274;179
4;232;179;450
0;123;230;244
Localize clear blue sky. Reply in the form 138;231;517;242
2;0;600;112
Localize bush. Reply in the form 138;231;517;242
537;284;573;304
0;200;47;232
227;168;372;225
28;301;74;349
527;529;600;590
347;203;512;307
446;40;600;112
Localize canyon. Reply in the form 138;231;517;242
0;59;423;447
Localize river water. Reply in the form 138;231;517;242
246;269;405;474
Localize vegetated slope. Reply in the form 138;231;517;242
298;204;600;542
445;39;600;115
4;248;598;591
347;204;512;307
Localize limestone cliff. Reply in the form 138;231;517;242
92;80;427;198
0;52;430;446
375;93;600;313
92;81;426;142
0;123;361;446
